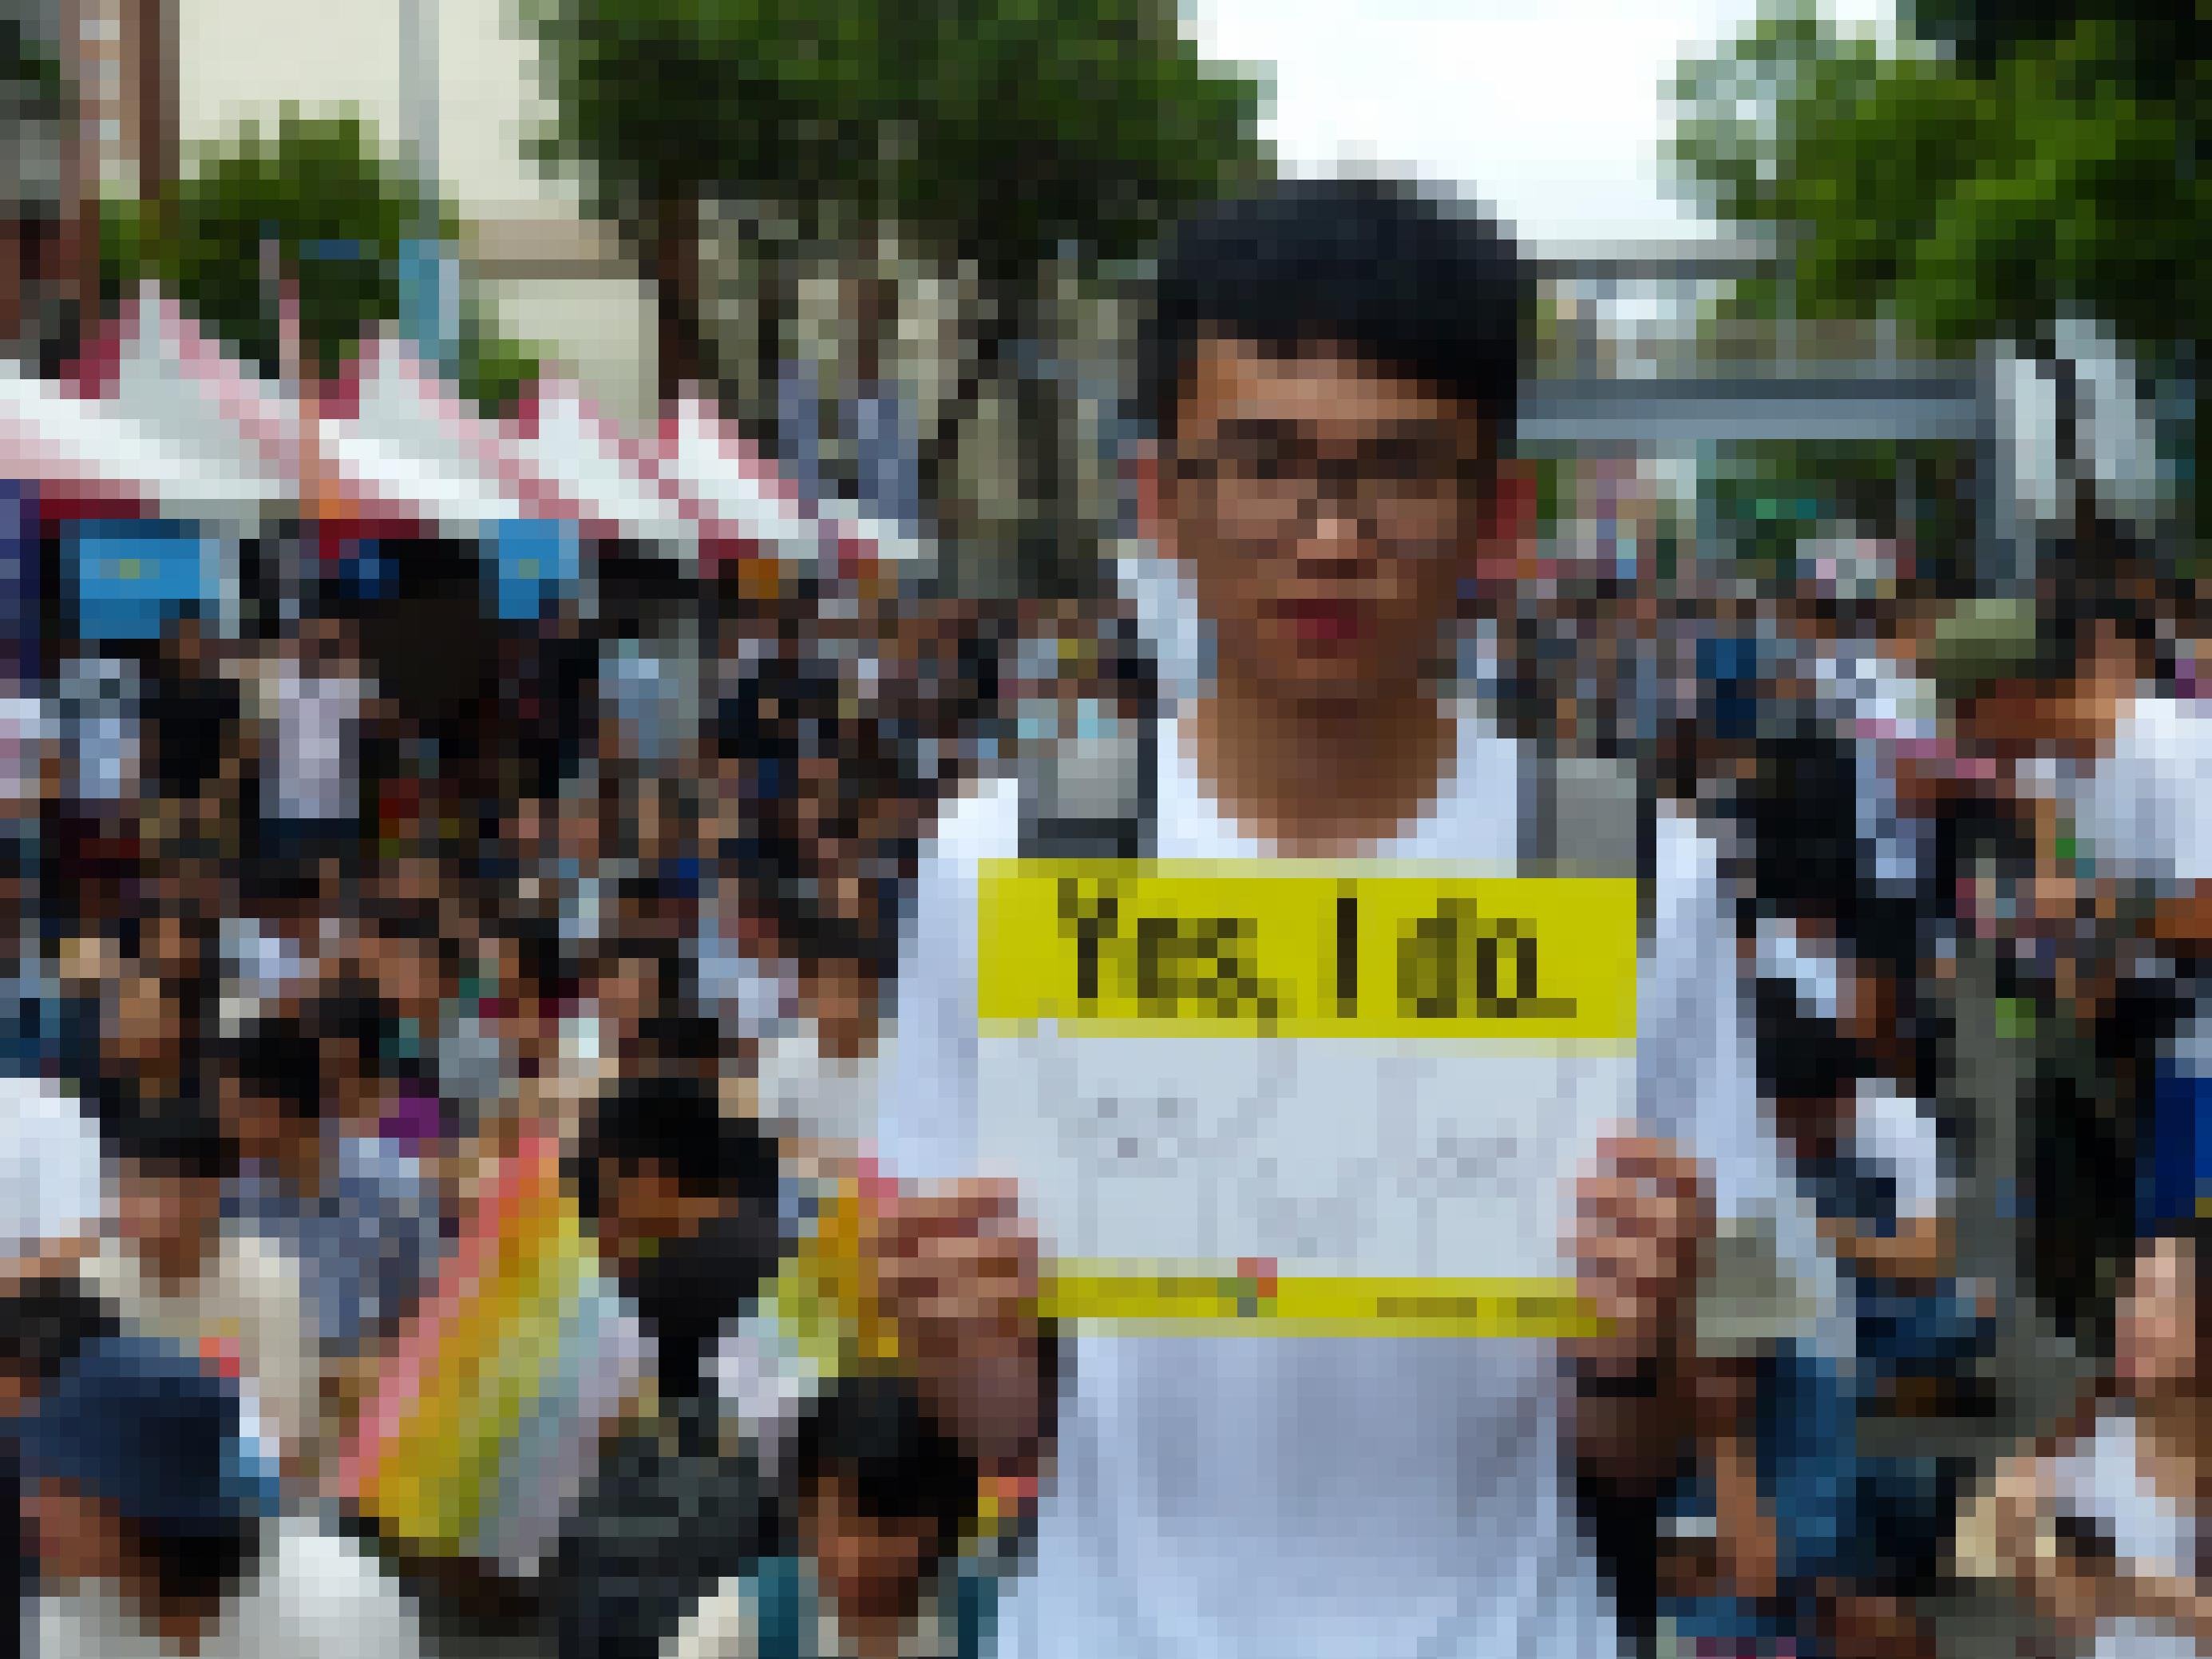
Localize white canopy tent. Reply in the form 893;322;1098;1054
316;333;537;537
5;288;932;576
74;288;301;530
501;378;701;558
0;362;277;529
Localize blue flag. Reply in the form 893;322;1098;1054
68;521;214;642
488;520;579;623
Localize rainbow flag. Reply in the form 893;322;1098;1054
338;1130;647;1577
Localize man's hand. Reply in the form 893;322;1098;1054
1565;1134;1716;1493
873;1177;1046;1478
1567;1133;1713;1375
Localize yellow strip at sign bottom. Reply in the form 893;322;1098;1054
1039;1266;1609;1339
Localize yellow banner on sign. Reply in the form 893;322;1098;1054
1039;1266;1608;1338
979;861;1637;1040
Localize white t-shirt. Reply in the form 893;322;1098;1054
2075;694;2212;885
30;1515;428;1659
1847;1081;1951;1223
83;1232;321;1476
2052;692;2212;1069
876;706;1819;1659
0;1075;102;1254
2047;1404;2204;1659
263;665;367;823
753;1030;877;1150
0;694;49;806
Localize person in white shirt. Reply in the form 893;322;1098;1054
1942;560;2212;1284
0;1073;102;1273
1969;1218;2212;1658
81;1085;321;1484
18;1332;425;1659
868;176;1819;1659
251;616;374;877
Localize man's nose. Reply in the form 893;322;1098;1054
1290;506;1375;570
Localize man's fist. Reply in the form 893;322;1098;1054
872;1177;1046;1476
1568;1133;1714;1374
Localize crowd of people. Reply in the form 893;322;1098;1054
3;172;2208;1659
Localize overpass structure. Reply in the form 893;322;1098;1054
1518;241;2025;588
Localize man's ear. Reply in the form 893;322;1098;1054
1126;441;1181;564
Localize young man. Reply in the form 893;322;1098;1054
82;1084;320;1485
215;1008;448;1453
675;1370;995;1659
15;1332;425;1659
1;1274;122;1629
873;177;1817;1658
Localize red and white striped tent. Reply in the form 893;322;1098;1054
2;287;932;580
501;377;702;556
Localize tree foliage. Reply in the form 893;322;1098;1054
518;0;1268;583
520;0;1267;288
1904;0;2203;96
101;112;540;417
1666;6;2206;369
881;0;1268;281
519;0;884;241
1667;6;2206;548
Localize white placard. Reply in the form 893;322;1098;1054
975;1032;1632;1278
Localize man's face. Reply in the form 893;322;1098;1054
803;1474;937;1624
1142;335;1488;711
115;1162;223;1271
25;1479;133;1588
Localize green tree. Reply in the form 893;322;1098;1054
1904;0;2202;94
102;111;541;417
519;0;1268;588
0;21;68;119
1667;6;2206;548
518;0;885;406
887;0;1269;592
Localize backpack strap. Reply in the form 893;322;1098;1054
754;1554;807;1659
1017;712;1157;861
1521;746;1656;932
954;1562;998;1659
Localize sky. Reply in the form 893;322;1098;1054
1187;0;1897;245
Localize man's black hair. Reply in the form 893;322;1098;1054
308;977;407;1081
564;1073;782;1226
222;1017;325;1125
1735;727;1923;992
0;1280;121;1388
130;1515;263;1615
1750;975;1869;1111
2032;530;2174;685
633;1012;731;1074
790;1370;978;1560
99;1090;239;1184
1135;175;1533;440
144;664;242;803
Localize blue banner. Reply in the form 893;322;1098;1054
0;482;34;685
2143;1061;2212;1231
488;520;579;623
67;521;214;643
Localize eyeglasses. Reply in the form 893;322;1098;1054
1171;431;1476;544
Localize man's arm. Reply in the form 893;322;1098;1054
1817;1211;1954;1289
869;781;1051;1480
1567;1135;1711;1491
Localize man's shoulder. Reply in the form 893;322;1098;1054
260;1519;426;1655
921;773;1025;873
